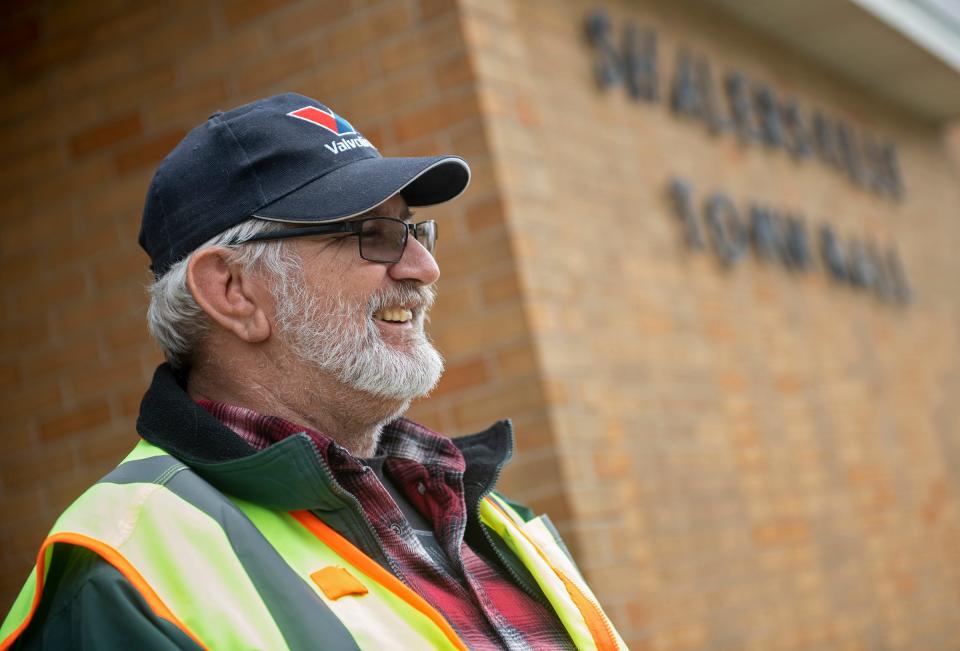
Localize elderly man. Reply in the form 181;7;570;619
2;94;624;650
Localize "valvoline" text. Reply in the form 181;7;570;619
324;137;374;154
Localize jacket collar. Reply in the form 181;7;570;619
136;363;514;512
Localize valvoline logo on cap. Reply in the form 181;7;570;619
286;105;375;155
287;105;357;136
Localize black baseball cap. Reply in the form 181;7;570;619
139;92;471;276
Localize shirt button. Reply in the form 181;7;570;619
390;523;402;535
417;482;426;495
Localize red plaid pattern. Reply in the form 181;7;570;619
198;400;574;650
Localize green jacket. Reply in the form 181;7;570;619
3;365;622;649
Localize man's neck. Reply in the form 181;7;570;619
187;354;408;457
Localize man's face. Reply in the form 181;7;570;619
269;194;444;402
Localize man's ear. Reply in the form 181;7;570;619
186;248;271;343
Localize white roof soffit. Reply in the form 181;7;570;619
698;0;960;122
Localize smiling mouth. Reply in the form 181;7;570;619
373;307;414;324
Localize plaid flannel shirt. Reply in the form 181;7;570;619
198;400;574;650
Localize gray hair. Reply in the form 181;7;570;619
146;218;298;369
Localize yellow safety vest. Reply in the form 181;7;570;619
1;440;626;650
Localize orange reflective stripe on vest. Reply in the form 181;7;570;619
0;531;207;651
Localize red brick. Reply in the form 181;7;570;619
22;338;101;381
148;78;229;126
404;402;453;433
139;12;216;64
433;303;527;353
222;0;298;27
79;429;139;469
502;414;552;453
0;416;39;456
378;15;463;72
234;44;318;94
480;272;521;306
452;376;544;426
0;488;43;525
9;31;86;79
392;92;479;143
464;196;505;233
752;519;812;546
56;290;136;334
431;357;490;396
0;317;51;350
303;52;373;98
322;4;413;57
176;29;268;83
42;230;124;278
39;400;112;442
28;158;113;205
69;113;143;158
458;0;516;26
79;170;152;221
593;452;631;479
12;272;88;315
98;64;177;112
430;280;477;316
1;518;53;561
88;4;164;47
119;387;145;418
435;51;474;91
336;69;436;124
113;129;187;175
0;145;65;193
0;95;100;156
92;247;152;291
5;382;63;423
0;190;28;219
521;491;572;525
433;231;514;279
270;0;341;41
43;472;99;515
103;317;149;353
66;355;146;402
54;45;141;97
0;443;75;491
0;80;47;123
419;0;458;21
495;343;539;378
3;215;70;262
0;363;22;390
44;0;127;37
513;94;539;127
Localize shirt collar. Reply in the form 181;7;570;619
136;363;514;511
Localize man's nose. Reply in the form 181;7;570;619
387;235;440;285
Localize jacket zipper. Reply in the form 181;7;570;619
304;437;408;582
471;447;551;607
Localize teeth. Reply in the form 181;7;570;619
374;307;413;323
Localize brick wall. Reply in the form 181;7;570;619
460;0;960;649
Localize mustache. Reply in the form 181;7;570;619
367;282;435;313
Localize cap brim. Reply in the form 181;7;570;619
253;155;470;223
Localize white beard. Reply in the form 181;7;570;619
272;274;444;402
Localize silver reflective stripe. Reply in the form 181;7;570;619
100;457;361;651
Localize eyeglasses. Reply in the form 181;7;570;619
237;217;437;264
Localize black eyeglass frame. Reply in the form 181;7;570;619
236;217;437;264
